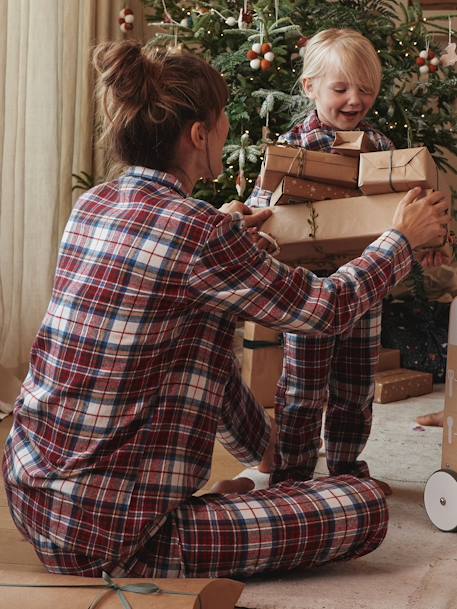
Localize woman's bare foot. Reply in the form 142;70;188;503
416;410;444;427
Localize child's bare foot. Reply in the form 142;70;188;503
210;477;255;494
416;410;444;427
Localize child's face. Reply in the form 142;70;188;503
304;66;377;130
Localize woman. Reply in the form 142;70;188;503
2;41;449;579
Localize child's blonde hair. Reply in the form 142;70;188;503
300;29;382;97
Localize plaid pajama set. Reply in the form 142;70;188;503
3;166;411;578
247;111;395;483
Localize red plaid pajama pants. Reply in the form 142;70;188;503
115;475;387;578
273;302;382;483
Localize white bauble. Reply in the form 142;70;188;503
264;51;275;62
250;58;261;70
252;43;262;54
430;56;439;66
419;64;429;74
419;50;428;59
225;16;237;26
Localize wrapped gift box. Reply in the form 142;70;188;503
259;143;359;192
270;176;361;206
241;322;283;409
260;189;446;264
331;131;377;157
373;368;433;403
358;146;439;195
0;568;244;609
376;348;401;372
260;191;403;264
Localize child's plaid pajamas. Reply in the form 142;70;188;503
247;111;395;483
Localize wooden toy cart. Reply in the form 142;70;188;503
424;298;457;531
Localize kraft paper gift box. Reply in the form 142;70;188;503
331;131;377;157
259;143;359;192
0;568;244;609
376;348;401;372
270;176;361;206
373;368;433;403
260;189;446;265
260;191;405;264
241;322;283;409
358;146;439;195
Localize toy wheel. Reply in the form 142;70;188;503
424;469;457;531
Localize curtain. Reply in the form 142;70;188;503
0;0;148;408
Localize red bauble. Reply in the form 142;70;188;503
118;17;125;24
428;50;435;59
246;50;258;60
260;59;272;71
429;64;438;72
416;57;426;66
297;36;308;48
242;10;253;24
261;42;272;54
124;7;133;15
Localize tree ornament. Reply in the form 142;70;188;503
238;8;253;29
236;170;246;198
247;41;275;71
441;17;457;68
119;7;134;32
297;36;308;48
417;40;439;76
225;16;237;26
180;15;193;28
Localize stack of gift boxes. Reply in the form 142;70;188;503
242;133;452;405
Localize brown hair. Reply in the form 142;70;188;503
93;41;229;171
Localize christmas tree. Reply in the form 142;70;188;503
142;0;457;207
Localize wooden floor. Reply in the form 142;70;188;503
0;413;252;573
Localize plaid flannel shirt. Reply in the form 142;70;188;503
248;110;395;207
3;166;411;566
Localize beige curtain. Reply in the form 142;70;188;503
0;0;148;406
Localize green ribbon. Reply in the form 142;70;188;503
0;571;200;609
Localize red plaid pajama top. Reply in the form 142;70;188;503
3;167;412;568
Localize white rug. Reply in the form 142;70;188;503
238;387;457;609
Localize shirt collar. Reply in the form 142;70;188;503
124;166;188;198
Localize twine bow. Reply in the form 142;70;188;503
0;571;200;609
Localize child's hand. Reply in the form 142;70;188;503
416;249;451;268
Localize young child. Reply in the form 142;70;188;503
247;29;396;488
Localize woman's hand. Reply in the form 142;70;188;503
220;201;278;254
392;187;450;249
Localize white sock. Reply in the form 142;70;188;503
234;467;271;490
